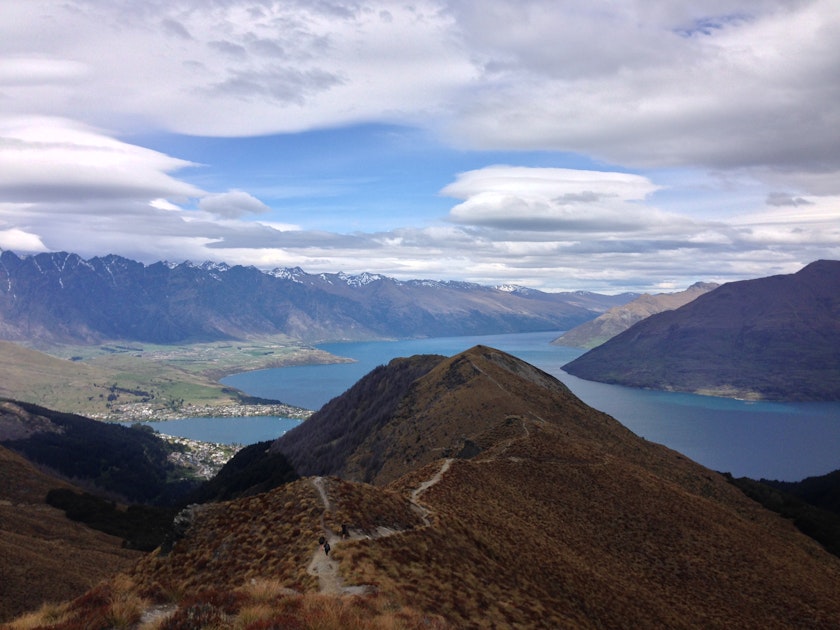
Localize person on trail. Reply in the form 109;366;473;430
324;541;331;556
341;524;349;539
318;535;325;546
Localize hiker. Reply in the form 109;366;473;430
318;535;325;546
324;541;331;555
341;523;349;539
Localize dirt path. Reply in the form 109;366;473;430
409;458;452;524
306;459;453;594
306;477;353;595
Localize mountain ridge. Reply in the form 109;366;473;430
7;346;840;628
552;281;719;348
563;259;840;401
135;347;840;627
0;250;634;346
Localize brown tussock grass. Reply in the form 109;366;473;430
258;593;448;630
3;601;71;630
320;476;425;536
238;578;293;603
232;602;276;629
130;479;324;597
14;338;840;630
6;575;151;630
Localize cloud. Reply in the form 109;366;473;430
199;191;271;218
1;0;474;135
442;166;673;232
4;0;838;190
0;117;203;203
447;1;840;192
766;192;814;207
0;56;88;85
0;1;838;292
205;67;344;105
0;227;48;252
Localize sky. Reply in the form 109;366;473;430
1;0;839;293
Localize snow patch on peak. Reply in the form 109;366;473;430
199;261;231;272
407;279;443;289
338;271;386;287
268;266;307;282
496;284;533;294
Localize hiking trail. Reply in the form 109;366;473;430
307;458;453;594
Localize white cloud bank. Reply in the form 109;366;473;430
443;167;669;232
0;1;839;291
0;117;202;203
3;1;838;186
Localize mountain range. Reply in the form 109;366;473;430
552;281;719;348
0;250;635;346
563;260;840;401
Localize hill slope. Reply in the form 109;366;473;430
0;444;141;623
0;398;198;504
16;346;840;628
272;345;644;486
552;281;718;348
563;259;840;401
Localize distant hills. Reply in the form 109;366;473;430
563;260;840;401
0;250;635;345
552;281;719;348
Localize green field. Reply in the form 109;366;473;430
0;337;349;420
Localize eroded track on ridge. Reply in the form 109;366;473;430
307;458;453;594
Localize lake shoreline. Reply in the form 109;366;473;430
97;401;313;423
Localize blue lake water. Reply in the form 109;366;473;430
218;330;840;481
130;416;302;445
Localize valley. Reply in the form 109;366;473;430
0;337;339;421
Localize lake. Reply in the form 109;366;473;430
133;415;302;445
214;330;840;481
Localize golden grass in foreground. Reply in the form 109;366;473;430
5;575;148;630
129;480;325;598
8;579;448;630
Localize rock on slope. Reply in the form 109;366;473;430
552;281;718;349
563;259;840;401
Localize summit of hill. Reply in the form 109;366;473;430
34;345;837;629
271;345;644;486
563;259;840;401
